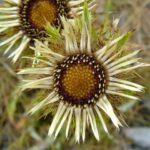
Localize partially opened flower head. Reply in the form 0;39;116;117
18;4;148;142
0;0;95;63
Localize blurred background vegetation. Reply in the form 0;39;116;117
0;0;150;149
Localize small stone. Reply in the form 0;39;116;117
123;128;150;148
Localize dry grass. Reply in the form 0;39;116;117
0;0;150;149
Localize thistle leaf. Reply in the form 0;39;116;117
45;23;62;43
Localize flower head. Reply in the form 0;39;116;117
0;0;95;63
18;4;148;142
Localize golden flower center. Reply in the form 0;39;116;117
19;0;69;38
54;54;108;106
29;0;58;30
62;64;96;99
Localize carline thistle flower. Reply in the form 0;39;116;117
18;5;148;142
0;0;95;63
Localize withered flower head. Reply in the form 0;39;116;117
0;0;95;62
18;4;148;142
